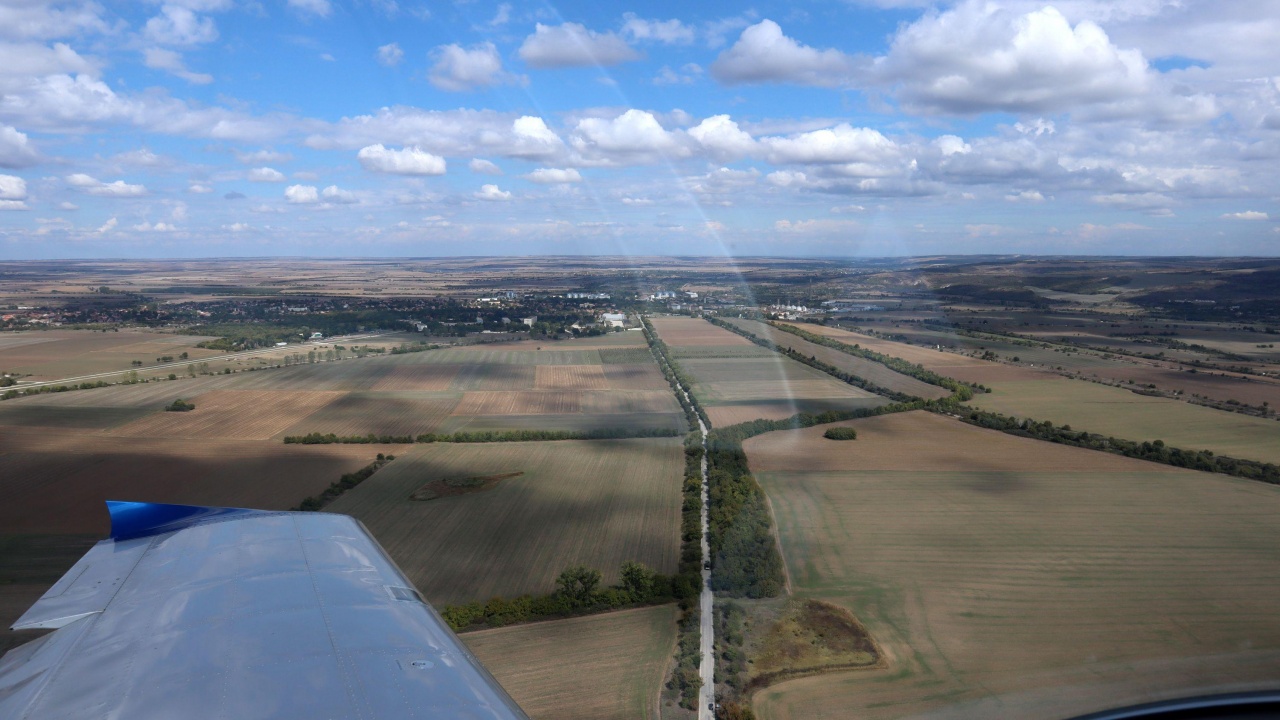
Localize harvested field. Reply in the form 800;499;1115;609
370;363;461;391
427;348;603;365
0;405;151;429
0;329;220;381
452;391;581;416
599;347;657;364
0;425;397;535
1082;365;1280;407
326;439;683;604
463;605;677;720
281;391;460;437
968;378;1280;464
580;390;679;415
670;345;778;359
743;411;1280;719
450;363;536;391
438;412;686;434
780;323;1047;384
721;319;951;400
1;374;237;408
214;360;394;391
534;364;609;390
650;316;755;347
601;363;670;391
108;389;341;440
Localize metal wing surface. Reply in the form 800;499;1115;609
0;501;529;720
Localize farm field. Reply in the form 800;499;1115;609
651;316;888;426
967;377;1280;464
326;438;684;605
0;329;222;381
779;322;1048;384
1079;364;1280;407
0;425;397;535
108;389;341;440
649;315;756;347
719;318;952;399
463;605;677;720
743;411;1280;719
281;391;461;437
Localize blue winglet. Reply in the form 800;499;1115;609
107;501;260;540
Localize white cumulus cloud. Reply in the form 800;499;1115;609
284;184;319;203
376;42;403;67
688;114;756;160
622;14;695;44
357;144;447;175
518;23;641;68
66;173;148;197
469;158;502;175
525;168;582;183
145;5;218;46
0;126;39;168
711;20;858;87
1221;210;1269;220
247;167;286;182
474;183;511;201
429;42;516;92
321;185;357;203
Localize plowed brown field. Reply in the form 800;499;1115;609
650;316;755;346
281;391;460;437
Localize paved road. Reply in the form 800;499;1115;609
9;331;395;389
697;411;714;720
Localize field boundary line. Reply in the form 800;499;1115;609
762;492;793;596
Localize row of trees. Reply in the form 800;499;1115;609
952;404;1280;484
439;561;693;631
295;453;395;511
639;320;706;710
1;379;110;400
283;426;682;445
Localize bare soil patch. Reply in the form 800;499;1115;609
602;363;670;391
746;599;882;695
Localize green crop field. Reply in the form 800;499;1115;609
464;605;678;720
967;377;1280;464
326;438;685;605
742;412;1280;719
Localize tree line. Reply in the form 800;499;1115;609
949;403;1280;485
294;453;395;511
439;561;695;632
283;427;681;445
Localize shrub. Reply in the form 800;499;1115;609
164;398;195;412
823;427;858;440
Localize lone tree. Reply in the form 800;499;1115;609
165;398;196;412
555;565;601;607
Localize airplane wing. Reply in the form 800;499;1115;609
0;501;529;720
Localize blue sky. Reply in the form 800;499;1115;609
0;0;1277;258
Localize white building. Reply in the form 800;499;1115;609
600;313;627;328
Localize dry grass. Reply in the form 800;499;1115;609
534;364;610;390
1083;365;1280;407
0;425;397;535
743;411;1280;720
650;316;756;347
452;391;582;415
108;389;340;440
326;439;683;604
463;605;678;720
